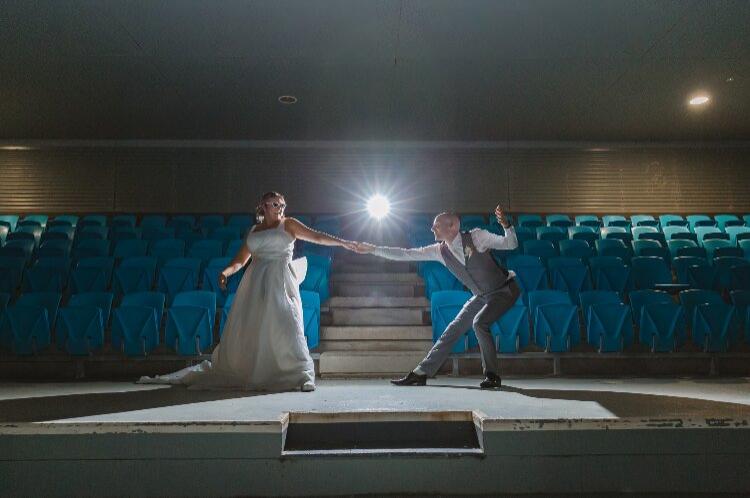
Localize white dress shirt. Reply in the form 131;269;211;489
372;226;518;275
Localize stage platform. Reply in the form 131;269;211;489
2;377;750;496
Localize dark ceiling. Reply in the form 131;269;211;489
1;0;748;141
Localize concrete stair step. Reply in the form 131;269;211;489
317;340;434;352
333;262;413;273
322;326;433;341
327;297;430;309
332;282;423;298
319;351;426;376
329;307;428;326
331;272;422;283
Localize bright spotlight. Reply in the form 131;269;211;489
366;194;391;220
689;95;710;106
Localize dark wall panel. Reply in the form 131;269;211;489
0;145;747;215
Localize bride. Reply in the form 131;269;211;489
138;191;358;391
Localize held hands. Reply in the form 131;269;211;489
340;240;376;254
495;204;510;228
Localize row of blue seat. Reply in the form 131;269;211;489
0;289;322;357
421;255;750;304
431;289;750;354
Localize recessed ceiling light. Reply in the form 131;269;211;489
278;95;298;105
726;76;734;83
688;95;710;106
0;145;31;150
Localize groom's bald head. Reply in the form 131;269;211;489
431;212;460;242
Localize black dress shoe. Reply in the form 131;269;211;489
479;372;502;389
391;371;427;386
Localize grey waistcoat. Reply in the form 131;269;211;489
439;231;511;297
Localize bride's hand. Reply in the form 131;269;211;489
218;272;228;291
340;240;359;252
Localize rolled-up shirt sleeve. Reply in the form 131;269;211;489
371;243;443;262
471;226;518;252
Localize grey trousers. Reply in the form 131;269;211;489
417;280;521;377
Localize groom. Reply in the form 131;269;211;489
356;205;520;389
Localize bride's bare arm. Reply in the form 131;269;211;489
218;244;251;290
284;217;357;251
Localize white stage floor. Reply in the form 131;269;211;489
2;376;750;423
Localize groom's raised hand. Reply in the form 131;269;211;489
495;205;510;228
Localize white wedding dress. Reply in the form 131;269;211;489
138;219;315;391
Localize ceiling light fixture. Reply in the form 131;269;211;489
278;95;298;105
688;95;710;106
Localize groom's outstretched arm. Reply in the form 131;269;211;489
357;242;443;263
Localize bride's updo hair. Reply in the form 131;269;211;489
255;191;286;223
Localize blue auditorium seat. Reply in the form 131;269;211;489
631;215;658;227
602;215;630;228
225;239;245;257
579;290;621;319
113;239;149;260
110;227;139;242
73;239;110;260
422;262;463;298
77;226;109;241
516;214;544;229
586;303;633;352
141;226;175;243
672;256;709;285
714;256;750;291
80;214;107;227
639;302;686;352
38;239;73;260
56;305;105;355
729;265;750;291
187;239;223;271
209;226;243;251
547;257;591;301
703;239;741;263
0;215;20;231
169;215;196;232
44;225;76;241
507;255;543;268
22;258;70;292
631;256;672;290
227;214;254;231
714;214;743;230
523;239;558;264
149;238;186;268
140;214;168;230
157;257;202;305
528;291;578;351
589;256;631;298
574;215;600;228
632;240;669;262
663;226;695;243
199;215;225;234
301;260;331;303
300;289;320;349
21;214;48;229
741;240;750;260
203;257;243;308
595;239;631;262
687;215;716;232
631;226;659;241
528;290;571;324
725;226;750;245
678;289;724;325
559;239;594;263
629;289;672;324
730;290;750;343
165;290;216;355
113;256;157;296
0;256;25;293
460;215;486;231
430;290;477;353
112;291;165;356
111;214;136;228
535;226;567;246
69;257;114;294
659;214;687;228
0;292;61;354
686;264;720;291
546;214;574;228
695;226;726;246
507;261;548;304
491;303;530;353
667;240;704;260
567;226;598;245
692;303;738;352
